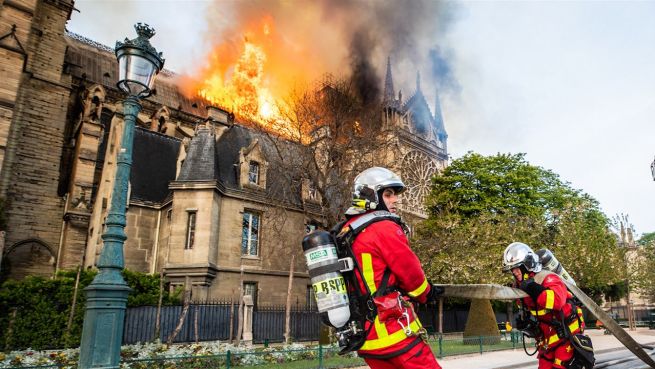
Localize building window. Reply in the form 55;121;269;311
306;285;316;310
185;211;196;249
244;282;258;306
308;182;318;201
305;222;318;234
248;161;260;184
241;211;260;256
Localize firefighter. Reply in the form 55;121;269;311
503;242;586;369
341;167;442;369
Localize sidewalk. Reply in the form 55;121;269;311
438;328;655;369
350;328;655;369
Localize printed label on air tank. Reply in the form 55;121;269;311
305;245;338;266
312;276;348;312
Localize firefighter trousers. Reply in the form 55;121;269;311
363;341;441;369
538;342;575;369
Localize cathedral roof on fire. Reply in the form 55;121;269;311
64;31;210;118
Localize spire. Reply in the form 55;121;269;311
383;56;395;103
416;70;421;92
434;86;443;123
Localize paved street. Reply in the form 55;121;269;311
439;328;655;369
352;328;655;369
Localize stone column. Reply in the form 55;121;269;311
242;295;254;345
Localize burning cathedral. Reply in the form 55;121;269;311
0;0;448;304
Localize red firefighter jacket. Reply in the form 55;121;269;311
520;271;585;351
343;214;432;357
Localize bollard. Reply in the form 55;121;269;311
318;345;324;369
438;334;443;358
226;350;231;369
479;336;483;354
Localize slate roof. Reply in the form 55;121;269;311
64;31;210;118
130;127;181;203
177;124;307;207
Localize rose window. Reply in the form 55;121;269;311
400;151;439;216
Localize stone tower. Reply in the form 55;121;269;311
380;58;448;224
0;0;76;278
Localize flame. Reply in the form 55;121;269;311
181;12;345;138
197;41;280;122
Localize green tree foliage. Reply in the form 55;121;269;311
416;152;625;290
0;269;180;351
632;232;655;301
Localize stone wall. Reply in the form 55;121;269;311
0;0;75;279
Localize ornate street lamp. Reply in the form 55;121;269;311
79;23;164;369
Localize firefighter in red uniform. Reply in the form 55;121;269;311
503;242;586;369
342;167;442;369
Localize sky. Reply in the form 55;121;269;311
67;1;655;235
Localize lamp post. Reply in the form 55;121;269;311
79;23;164;369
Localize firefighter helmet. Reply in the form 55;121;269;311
502;242;542;273
352;167;405;211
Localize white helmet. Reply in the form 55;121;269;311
502;242;542;273
352;167;405;210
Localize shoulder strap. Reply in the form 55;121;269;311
336;210;404;250
533;270;555;285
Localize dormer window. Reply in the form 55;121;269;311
239;140;268;190
248;161;260;184
308;183;318;201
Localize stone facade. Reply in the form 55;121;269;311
0;1;448;306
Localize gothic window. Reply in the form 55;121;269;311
185;211;196;249
248;161;260;184
401;151;439;216
241;211;260;256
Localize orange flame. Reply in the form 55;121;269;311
180;11;348;136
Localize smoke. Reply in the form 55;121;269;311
193;0;459;103
429;47;461;94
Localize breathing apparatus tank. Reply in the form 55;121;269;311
536;248;576;286
302;230;350;328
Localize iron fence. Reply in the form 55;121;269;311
123;302;320;345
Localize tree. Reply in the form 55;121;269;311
418;152;624;287
258;76;391;228
632;232;655;302
415;152;625;333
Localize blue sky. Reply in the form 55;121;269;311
68;1;655;235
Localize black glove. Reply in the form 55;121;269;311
425;284;445;303
514;316;528;331
519;278;545;301
554;320;568;339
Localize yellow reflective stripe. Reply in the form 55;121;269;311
362;253;377;294
408;278;429;297
547;319;581;345
360;320;421;351
547;333;561;345
530;309;549;316
374;316;388;337
545;290;555;309
568;319;579;333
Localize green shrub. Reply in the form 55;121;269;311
0;269;180;351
